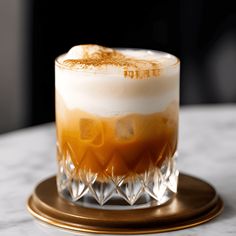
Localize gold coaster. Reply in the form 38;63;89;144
27;174;223;234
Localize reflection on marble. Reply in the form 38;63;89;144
1;105;236;236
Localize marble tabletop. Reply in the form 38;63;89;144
1;105;236;236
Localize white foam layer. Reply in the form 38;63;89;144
57;46;179;76
55;46;179;116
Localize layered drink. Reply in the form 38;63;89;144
55;45;180;208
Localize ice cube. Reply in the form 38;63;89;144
79;118;104;146
116;118;135;140
79;118;97;141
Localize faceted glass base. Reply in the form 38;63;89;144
57;155;179;209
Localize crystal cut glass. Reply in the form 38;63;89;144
55;46;180;209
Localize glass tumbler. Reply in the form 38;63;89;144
55;48;180;209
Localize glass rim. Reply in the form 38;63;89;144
55;48;180;74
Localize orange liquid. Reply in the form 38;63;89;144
56;92;178;179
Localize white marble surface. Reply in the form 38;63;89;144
1;105;236;236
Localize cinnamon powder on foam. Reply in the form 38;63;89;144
62;45;160;79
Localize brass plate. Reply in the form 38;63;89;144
27;174;223;234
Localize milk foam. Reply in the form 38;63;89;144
55;45;179;116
